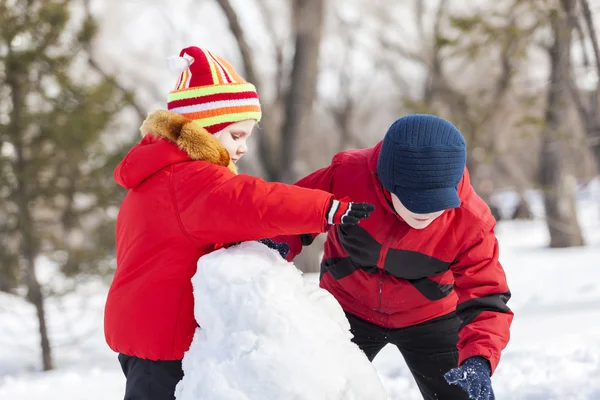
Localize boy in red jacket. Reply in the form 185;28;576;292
273;114;513;400
103;46;374;400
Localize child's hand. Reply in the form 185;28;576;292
225;239;289;259
444;357;494;400
257;238;290;259
326;200;375;226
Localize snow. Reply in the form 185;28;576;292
0;277;122;400
175;242;387;400
1;188;600;399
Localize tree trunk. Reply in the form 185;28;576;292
16;159;54;372
7;47;54;371
280;0;325;183
24;251;53;371
495;156;535;220
540;1;584;248
212;0;280;181
574;0;600;172
511;192;534;220
17;126;54;373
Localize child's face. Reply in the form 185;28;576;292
390;193;445;229
215;120;256;163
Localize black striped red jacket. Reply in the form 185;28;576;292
277;142;513;374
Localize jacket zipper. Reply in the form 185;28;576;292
376;221;396;313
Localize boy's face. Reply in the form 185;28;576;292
390;193;445;229
215;119;256;163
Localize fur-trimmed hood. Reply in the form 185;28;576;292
114;110;237;189
141;110;237;174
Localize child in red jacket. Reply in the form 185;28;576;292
272;114;513;400
103;46;374;400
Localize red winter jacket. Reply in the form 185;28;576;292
277;142;513;373
104;110;334;361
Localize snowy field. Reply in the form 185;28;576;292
1;183;599;400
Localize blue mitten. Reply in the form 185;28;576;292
444;356;495;400
257;238;290;260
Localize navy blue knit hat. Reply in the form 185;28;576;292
377;114;466;214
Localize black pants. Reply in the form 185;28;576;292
346;312;469;400
118;354;183;400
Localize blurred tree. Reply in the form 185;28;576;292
322;9;396;153
540;0;584;247
213;0;325;183
0;0;131;370
568;0;600;171
384;0;539;218
279;0;325;182
431;0;585;245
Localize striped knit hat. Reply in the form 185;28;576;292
167;46;262;134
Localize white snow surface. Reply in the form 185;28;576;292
1;185;600;399
175;241;387;400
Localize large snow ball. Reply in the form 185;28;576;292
175;241;387;400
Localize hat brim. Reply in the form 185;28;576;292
395;186;461;214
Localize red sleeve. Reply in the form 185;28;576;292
177;163;334;245
271;157;340;260
452;214;513;375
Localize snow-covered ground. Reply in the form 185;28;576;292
1;183;599;400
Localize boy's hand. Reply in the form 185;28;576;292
444;357;495;400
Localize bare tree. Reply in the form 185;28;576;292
213;0;287;182
324;11;392;152
213;0;326;183
539;0;584;247
329;18;361;152
280;0;326;182
567;0;600;170
387;1;519;205
404;1;567;221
